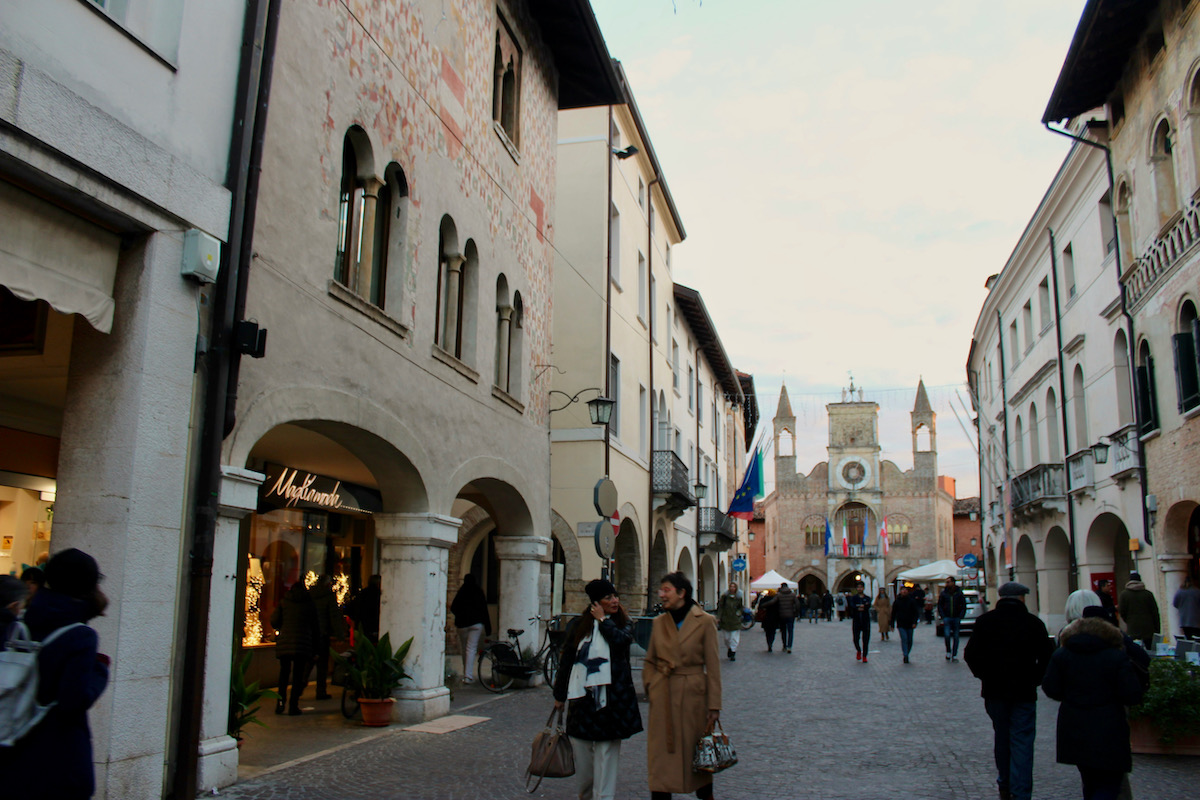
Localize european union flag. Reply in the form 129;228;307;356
726;445;764;520
824;518;832;556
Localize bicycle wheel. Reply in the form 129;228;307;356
478;644;516;693
542;646;560;685
341;686;361;719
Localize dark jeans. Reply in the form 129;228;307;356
984;698;1036;800
852;619;870;657
943;616;962;657
277;654;310;709
897;626;914;659
1078;767;1123;800
780;618;795;649
764;626;777;650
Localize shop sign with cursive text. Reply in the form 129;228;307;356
257;463;382;515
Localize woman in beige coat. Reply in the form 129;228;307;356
873;589;893;641
644;572;722;799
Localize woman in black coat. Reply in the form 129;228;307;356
553;579;643;800
1042;611;1145;800
2;548;110;800
270;581;319;715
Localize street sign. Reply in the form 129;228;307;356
962;553;978;568
593;520;615;559
732;557;747;572
593;478;618;518
610;512;621;537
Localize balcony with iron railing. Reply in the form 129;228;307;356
1108;423;1141;481
697;507;736;552
652;450;696;520
1011;463;1066;518
830;544;880;558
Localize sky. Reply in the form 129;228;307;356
589;0;1089;497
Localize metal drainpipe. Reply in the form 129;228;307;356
647;173;661;608
604;107;614;479
970;379;987;592
1044;122;1152;548
173;0;279;796
1048;228;1081;591
997;311;1014;580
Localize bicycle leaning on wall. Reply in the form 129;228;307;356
476;614;565;693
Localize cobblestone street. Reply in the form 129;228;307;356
218;619;1199;799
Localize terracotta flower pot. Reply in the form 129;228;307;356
1129;716;1200;755
357;697;396;727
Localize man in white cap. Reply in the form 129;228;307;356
963;582;1054;800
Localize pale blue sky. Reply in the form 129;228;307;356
591;0;1089;495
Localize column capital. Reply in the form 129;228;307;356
1155;553;1192;571
375;512;463;549
218;466;265;519
494;535;551;561
362;175;384;196
445;252;466;272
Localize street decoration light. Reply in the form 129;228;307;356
549;387;614;426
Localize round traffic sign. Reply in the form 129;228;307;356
593;520;615;559
593;478;618;518
732;557;747;572
962;553;978;568
610;512;621;537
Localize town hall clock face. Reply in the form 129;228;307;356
835;456;872;490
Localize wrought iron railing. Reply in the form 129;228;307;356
651;450;695;504
1011;464;1064;510
697;507;734;538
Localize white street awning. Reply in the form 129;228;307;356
0;179;119;333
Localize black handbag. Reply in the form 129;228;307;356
525;706;575;792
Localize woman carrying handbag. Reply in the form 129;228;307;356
551;579;643;800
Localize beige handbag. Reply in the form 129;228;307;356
525;706;575;792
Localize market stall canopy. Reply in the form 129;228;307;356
750;569;799;590
896;560;962;583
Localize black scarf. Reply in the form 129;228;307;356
668;599;694;626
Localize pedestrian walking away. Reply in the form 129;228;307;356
1117;572;1160;650
553;579;643;800
822;589;834;621
450;573;491;684
892;584;920;663
1043;594;1146;800
806;589;822;624
770;582;799;653
309;574;347;700
963;581;1054;800
846;582;872;663
643;572;722;800
271;580;319;715
717;582;744;661
939;576;967;661
873;588;892;641
0;548;111;800
757;590;780;652
1172;576;1200;640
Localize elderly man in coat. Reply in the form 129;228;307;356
644;572;722;800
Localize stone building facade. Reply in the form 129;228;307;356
761;381;954;596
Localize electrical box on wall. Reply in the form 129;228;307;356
181;229;220;284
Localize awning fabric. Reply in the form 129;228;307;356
0;180;119;333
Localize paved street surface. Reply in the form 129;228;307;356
221;619;1199;799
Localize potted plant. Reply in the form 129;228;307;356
331;627;414;726
229;653;279;746
1129;659;1200;755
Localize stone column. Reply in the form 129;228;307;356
495;535;550;682
375;512;461;723
442;254;465;354
355;177;383;299
1157;553;1191;639
197;467;265;792
496;305;513;390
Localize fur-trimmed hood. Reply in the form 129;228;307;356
1123;580;1146;592
1058;616;1124;651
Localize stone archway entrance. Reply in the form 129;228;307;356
1015;535;1039;614
613;515;643;612
1085;512;1133;593
1043;527;1071;629
648;530;668;608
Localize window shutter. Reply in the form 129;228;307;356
1173;333;1200;413
1135;364;1155;436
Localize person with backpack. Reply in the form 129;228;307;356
1;548;110;800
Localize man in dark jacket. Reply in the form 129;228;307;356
846;582;872;663
891;584;921;664
1117;572;1160;649
938;576;968;662
768;583;800;653
964;582;1054;800
822;590;834;621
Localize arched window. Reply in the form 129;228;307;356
1114;330;1135;426
435;221;476;364
1014;416;1025;472
492;18;521;147
494;275;512;391
1072;366;1088;450
1173;299;1200;414
509;292;524;396
1116;180;1134;271
1028;402;1041;465
366;162;409;308
1152;119;1179;230
1137;339;1160;435
335;127;376;292
1045;387;1061;462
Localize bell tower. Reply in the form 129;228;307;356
912;379;937;480
773;383;796;481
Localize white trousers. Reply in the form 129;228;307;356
457;623;484;680
569;737;621;800
722;627;740;653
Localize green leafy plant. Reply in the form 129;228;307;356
331;627;414;700
229;653;279;742
1130;660;1200;745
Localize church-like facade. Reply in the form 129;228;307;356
760;380;955;595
